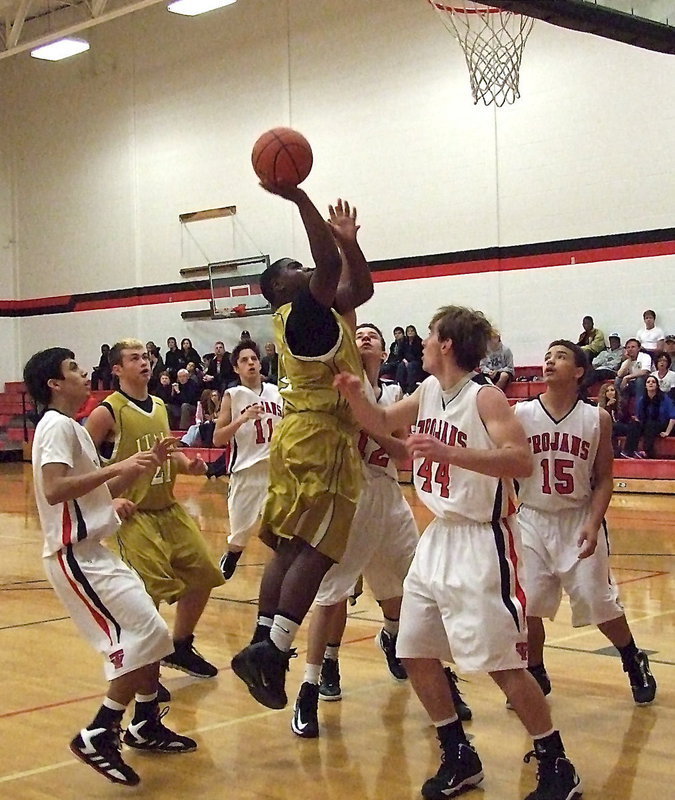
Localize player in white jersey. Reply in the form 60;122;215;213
335;307;581;800
24;348;196;788
213;340;283;579
291;323;423;738
515;339;656;706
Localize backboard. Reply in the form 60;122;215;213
493;1;675;54
208;255;271;319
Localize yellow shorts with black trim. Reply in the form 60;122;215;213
112;503;224;606
261;412;363;563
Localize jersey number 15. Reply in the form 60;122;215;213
540;457;575;495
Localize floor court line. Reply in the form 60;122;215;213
544;608;675;647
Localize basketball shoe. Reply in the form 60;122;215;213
69;725;140;786
219;550;242;580
421;742;484;800
231;639;295;709
123;705;197;753
161;634;218;678
291;682;320;738
318;657;342;701
376;628;407;681
523;748;582;800
444;667;472;722
623;650;657;705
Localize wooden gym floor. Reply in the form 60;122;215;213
1;462;673;800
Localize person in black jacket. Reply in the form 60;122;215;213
203;340;235;391
180;338;202;371
168;368;202;429
164;337;181;379
380;327;405;381
91;344;112;390
396;325;425;394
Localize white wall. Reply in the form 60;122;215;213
0;0;674;375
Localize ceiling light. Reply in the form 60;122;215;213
167;0;236;17
30;37;90;61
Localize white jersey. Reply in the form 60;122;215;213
515;396;600;512
32;410;120;558
226;383;283;473
413;376;516;523
357;382;402;480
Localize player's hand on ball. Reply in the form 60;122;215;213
406;433;451;463
259;179;305;202
113;497;137;520
186;456;208;476
576;525;598;559
328;199;359;241
333;372;364;400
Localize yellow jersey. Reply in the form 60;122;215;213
274;300;363;429
101;391;175;511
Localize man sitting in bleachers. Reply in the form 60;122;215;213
576;315;606;358
615;338;651;405
478;330;514;391
585;332;624;388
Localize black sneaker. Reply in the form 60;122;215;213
444;668;472;722
219;550;242;580
523;751;582;800
422;742;484;799
231;639;296;709
319;657;342;702
376;629;407;681
69;725;140;786
123;705;197;753
161;635;218;678
291;682;320;738
507;664;551;711
157;681;171;703
623;650;657;705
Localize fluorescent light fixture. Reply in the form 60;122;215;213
30;37;90;61
168;0;236;17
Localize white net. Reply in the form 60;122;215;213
428;1;534;107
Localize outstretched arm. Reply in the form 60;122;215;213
334;372;420;436
329;199;373;314
261;181;341;307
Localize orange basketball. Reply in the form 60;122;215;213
251;127;313;186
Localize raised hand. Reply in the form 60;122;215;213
259;179;306;203
152;437;178;462
186;456;208;476
333;371;365;402
241;403;264;422
119;450;160;480
328;198;359;242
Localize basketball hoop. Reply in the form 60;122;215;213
428;1;534;107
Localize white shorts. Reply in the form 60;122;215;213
227;460;269;548
518;505;623;627
315;474;418;606
397;516;528;674
43;540;173;681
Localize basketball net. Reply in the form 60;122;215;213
428;1;534;107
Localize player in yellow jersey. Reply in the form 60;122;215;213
231;185;373;711
86;340;224;693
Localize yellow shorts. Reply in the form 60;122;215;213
261;412;363;562
113;503;224;605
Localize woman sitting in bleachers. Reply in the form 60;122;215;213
180;388;221;447
620;375;675;459
598;382;631;457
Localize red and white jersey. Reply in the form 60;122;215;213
226;383;283;473
357;382;402;481
414;376;516;523
32;410;120;558
515;396;600;512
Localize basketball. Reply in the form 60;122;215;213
251;127;313;186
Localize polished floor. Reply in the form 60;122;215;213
1;462;673;800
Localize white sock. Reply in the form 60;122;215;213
258;615;274;629
324;644;340;660
303;663;321;685
270;615;300;652
102;697;126;712
383;616;400;636
135;692;158;704
533;728;556;740
434;715;459;728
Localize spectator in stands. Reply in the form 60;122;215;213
397;324;425;394
146;341;164;394
636;309;665;360
598;382;630;457
261;342;279;384
576;315;606;357
664;334;675;369
203;340;235;392
620;375;675;459
615;338;651;404
180;338;202;371
585;332;624;387
169;368;201;429
90;344;112;391
164;337;181;379
479;330;514;390
181;389;221;447
380;326;405;381
653;353;675;397
152;371;173;405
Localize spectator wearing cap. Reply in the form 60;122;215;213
636;309;665;359
664;334;675;370
615;337;651;403
585;332;624;388
576;315;606;357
